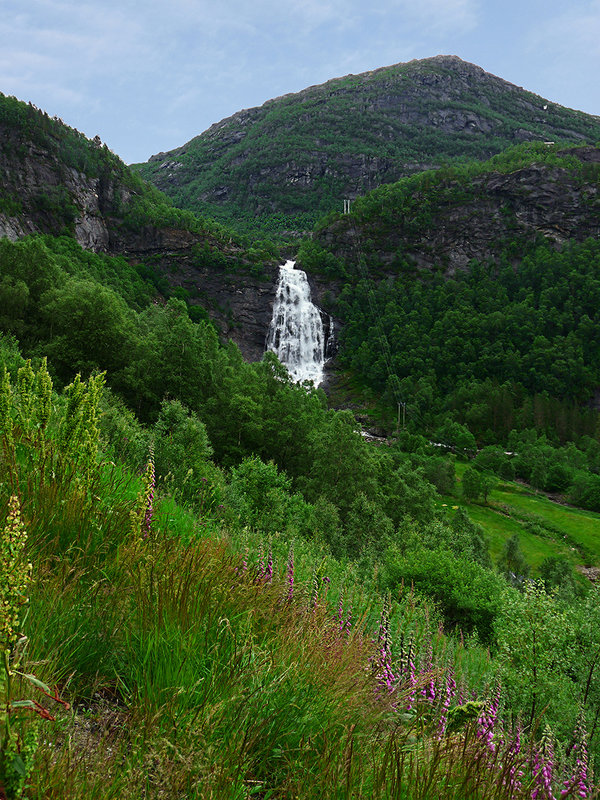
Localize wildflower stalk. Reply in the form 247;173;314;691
0;369;16;492
0;497;35;799
131;444;155;540
336;587;345;632
309;564;320;611
373;593;395;698
16;361;34;434
477;684;501;752
532;725;556;800
561;710;589;799
256;543;265;581
285;546;294;603
437;667;456;740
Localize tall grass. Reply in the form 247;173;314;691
2;364;598;798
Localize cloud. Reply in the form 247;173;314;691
528;0;600;58
523;0;600;112
368;0;480;37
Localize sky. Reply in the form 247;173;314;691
1;0;599;165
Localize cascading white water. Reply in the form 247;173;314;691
266;260;327;385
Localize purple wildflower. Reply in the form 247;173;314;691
286;547;294;602
345;604;352;636
477;685;501;752
256;544;265;581
373;596;396;698
266;545;273;584
401;636;417;711
561;712;589;799
506;720;523;796
437;667;456;740
532;725;556;800
420;636;435;703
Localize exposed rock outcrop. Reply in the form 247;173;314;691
153;255;280;362
0;132;112;251
317;146;600;276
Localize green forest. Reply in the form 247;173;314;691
2;229;600;797
1;85;600;798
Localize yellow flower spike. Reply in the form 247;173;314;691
0;496;31;651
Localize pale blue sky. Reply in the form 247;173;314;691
1;0;599;164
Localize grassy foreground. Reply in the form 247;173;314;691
0;362;597;799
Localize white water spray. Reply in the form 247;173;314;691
266;260;331;385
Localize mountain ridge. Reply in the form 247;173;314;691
134;55;600;234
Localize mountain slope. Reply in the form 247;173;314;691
297;143;600;443
0;91;243;257
0;91;281;358
133;55;600;234
310;142;600;276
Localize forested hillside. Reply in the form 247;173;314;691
1;73;600;799
298;144;600;481
134;55;600;235
0;90;283;358
0;91;235;252
311;142;600;273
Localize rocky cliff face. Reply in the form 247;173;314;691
151;253;280;362
135;55;600;232
316;146;600;276
0;114;280;361
0;134;110;251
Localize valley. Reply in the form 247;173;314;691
1;54;600;798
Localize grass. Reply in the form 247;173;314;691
492;484;600;559
438;497;573;569
451;461;600;572
1;368;598;799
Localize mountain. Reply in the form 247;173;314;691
133;55;600;235
308;142;600;277
0;91;280;359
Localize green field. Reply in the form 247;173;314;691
447;463;600;573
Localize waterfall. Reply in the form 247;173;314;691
266;260;330;385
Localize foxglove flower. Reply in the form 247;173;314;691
532;725;556;800
561;712;589;799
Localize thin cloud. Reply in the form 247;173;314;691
524;0;600;113
369;0;480;37
528;0;600;58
